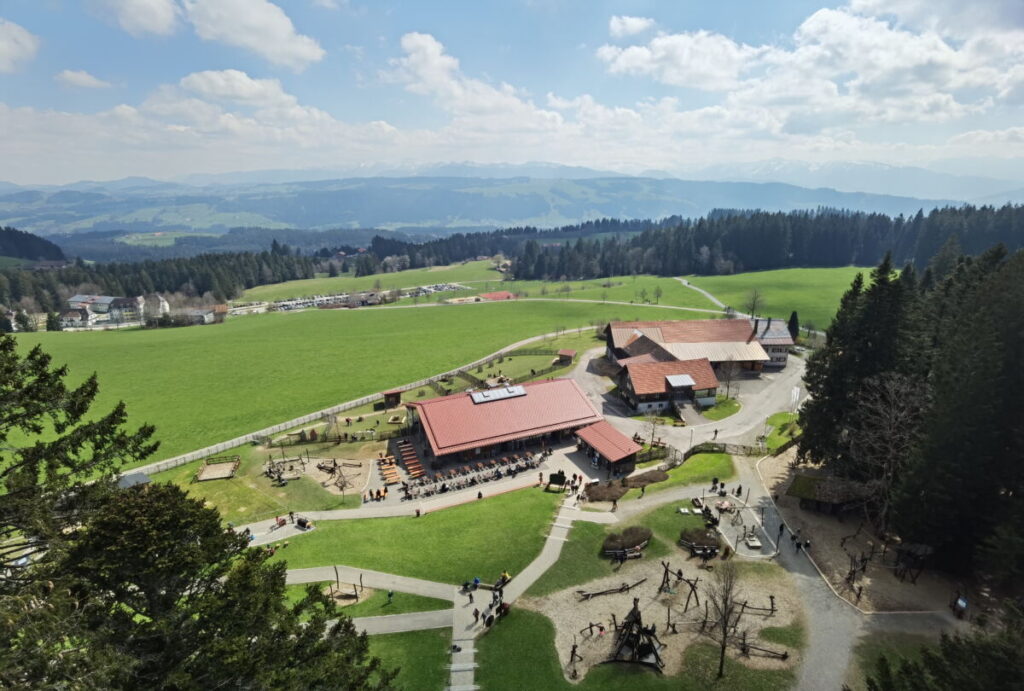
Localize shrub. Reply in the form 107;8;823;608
603;526;652;553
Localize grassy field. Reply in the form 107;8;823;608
846;631;937;690
685;266;866;328
115;231;219;246
0;255;28;269
270;489;563;583
702;396;740;421
153;442;362;525
19;301;700;464
765;412;801;453
621;453;735;500
369;629;451;691
476;609;795;690
494;276;719;310
526;505;706;596
283;581;450;620
241;260;501;302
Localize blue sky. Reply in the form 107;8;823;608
1;0;1023;184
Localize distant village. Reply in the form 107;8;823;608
54;294;227;331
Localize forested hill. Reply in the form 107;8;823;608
351;204;1024;279
0;248;313;315
0;226;64;261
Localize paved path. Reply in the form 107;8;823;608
351;609;455;635
285;564;455;601
674;277;726;308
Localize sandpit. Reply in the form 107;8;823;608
519;555;802;683
761;449;955;612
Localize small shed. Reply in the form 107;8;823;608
576;420;642;474
382;388;403;408
785;474;870;514
557;349;577;365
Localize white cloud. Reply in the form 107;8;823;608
97;0;180;36
388;32;563;133
179;69;295;106
55;69;113;88
182;0;325;71
849;0;1024;39
598;31;763;90
609;15;655;38
0;18;40;73
948;127;1024;146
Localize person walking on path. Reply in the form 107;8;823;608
639;486;646;498
473;608;480;623
468;591;474;604
611;499;618;512
386;590;394;604
288;511;294;524
713;429;718;440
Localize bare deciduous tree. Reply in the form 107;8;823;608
744;288;763;316
705;561;743;678
847;372;926;533
644;409;662;450
718;356;740;400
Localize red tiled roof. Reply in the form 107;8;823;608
479;291;516;300
407;379;601;456
624;358;718;395
608;319;756;349
557;349;577;357
614;353;663;368
577;421;642;463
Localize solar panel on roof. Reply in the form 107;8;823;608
470;385;527;404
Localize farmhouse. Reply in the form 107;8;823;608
618;358;719;413
406;379;602;461
109;296;145;322
575;420;642;474
603;318;772;371
749;317;794;367
67;294;118;314
59;308;93;328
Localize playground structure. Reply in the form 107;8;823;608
263;454;308;486
603;597;666;672
194;455;240;482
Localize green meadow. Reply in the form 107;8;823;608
487;275;719;310
240;260;501;302
19;301;693;464
685;266;867;328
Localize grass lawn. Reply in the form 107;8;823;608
270;489;563;583
369;629;451;691
685;266;867;329
526;505;706;596
846;631;937;691
496;275;719;310
621;453;735;500
152;442;362;525
476;608;795;690
241;260;500;302
19;300;701;465
765;412;801;453
702;396;740;421
116;231;219;246
283;581;450;620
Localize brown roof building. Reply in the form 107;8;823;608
619;358;719;412
407;379;601;459
603;318;773;370
577;421;638;474
479;290;517;301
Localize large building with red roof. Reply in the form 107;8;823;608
406;379;602;461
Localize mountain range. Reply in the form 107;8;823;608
0;173;968;239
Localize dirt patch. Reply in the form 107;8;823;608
305;458;371;496
585;471;670;502
762;450;957;612
321;583;376;607
518;556;802;683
